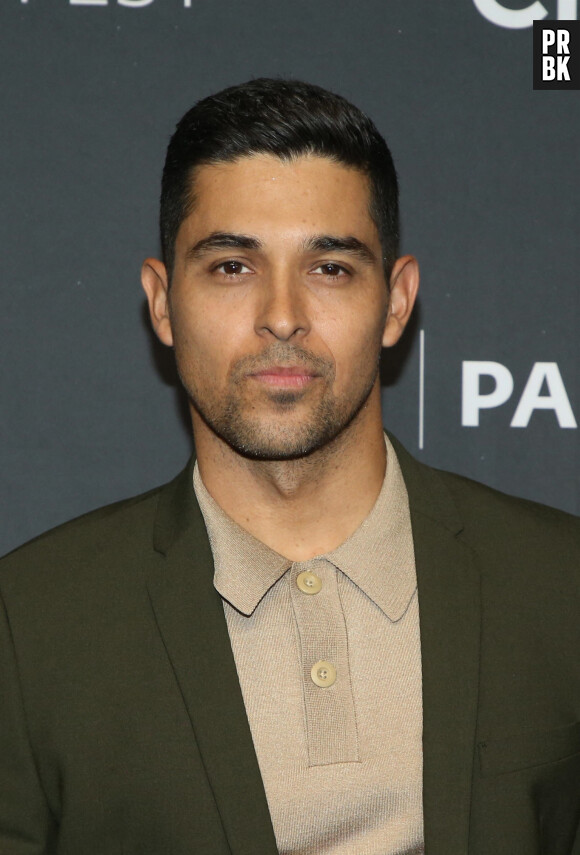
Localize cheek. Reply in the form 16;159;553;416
320;305;386;376
170;308;210;372
170;300;245;381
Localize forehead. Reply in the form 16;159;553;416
178;154;378;247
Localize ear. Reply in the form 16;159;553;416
141;258;174;347
382;255;420;348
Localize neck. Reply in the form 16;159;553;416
192;384;387;561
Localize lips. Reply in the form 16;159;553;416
250;366;319;388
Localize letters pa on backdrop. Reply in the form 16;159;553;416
462;362;577;428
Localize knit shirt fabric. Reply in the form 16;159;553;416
193;434;424;854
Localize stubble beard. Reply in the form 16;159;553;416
178;342;382;462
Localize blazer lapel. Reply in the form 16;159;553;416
145;460;278;855
392;436;481;855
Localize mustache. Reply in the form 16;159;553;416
230;343;334;379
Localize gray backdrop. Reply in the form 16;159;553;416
1;0;578;557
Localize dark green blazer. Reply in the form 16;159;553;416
1;436;579;855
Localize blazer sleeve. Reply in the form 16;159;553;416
0;589;56;854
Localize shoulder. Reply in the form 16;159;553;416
0;460;202;666
436;465;578;531
395;452;580;647
422;467;580;601
389;432;579;575
436;467;579;550
0;466;187;596
2;486;159;563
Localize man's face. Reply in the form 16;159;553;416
145;154;411;460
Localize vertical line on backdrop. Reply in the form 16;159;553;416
418;329;425;450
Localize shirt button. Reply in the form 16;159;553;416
296;571;322;595
311;660;337;688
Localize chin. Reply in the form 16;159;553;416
191;380;374;463
217;417;350;462
227;440;320;462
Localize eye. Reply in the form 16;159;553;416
311;262;349;278
215;260;253;276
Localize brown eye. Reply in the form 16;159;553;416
222;261;242;275
216;260;251;276
313;263;347;277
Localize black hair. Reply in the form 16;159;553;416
160;78;399;279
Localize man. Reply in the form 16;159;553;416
0;79;578;855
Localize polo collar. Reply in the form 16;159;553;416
193;434;417;622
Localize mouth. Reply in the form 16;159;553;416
249;366;320;389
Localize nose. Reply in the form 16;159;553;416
254;270;310;342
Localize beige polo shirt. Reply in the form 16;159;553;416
193;435;424;854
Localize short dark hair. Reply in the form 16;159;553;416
160;78;399;280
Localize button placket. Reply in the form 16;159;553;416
289;559;359;766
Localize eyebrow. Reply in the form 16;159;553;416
302;234;377;266
185;232;263;262
184;231;377;265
